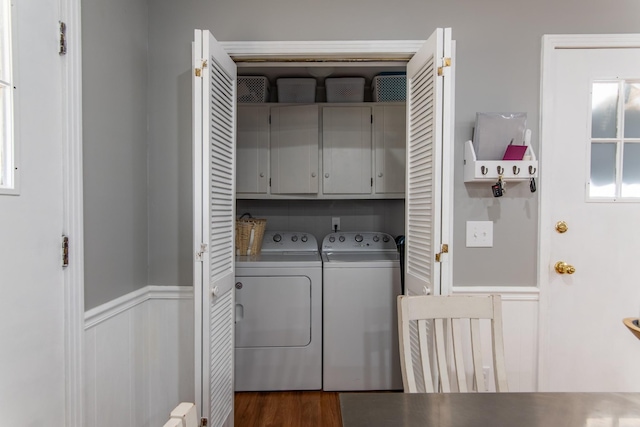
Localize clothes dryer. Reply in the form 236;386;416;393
321;231;403;391
235;231;322;391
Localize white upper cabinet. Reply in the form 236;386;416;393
270;104;319;194
235;102;406;199
236;105;269;194
322;106;372;195
373;104;406;195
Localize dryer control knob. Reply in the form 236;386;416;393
382;236;390;243
301;235;308;242
339;235;346;242
273;234;282;242
291;235;298;242
329;236;336;243
355;234;363;243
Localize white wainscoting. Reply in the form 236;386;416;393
452;286;539;392
84;286;194;427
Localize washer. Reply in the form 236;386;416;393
322;231;403;391
234;231;322;391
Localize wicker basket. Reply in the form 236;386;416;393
235;215;267;256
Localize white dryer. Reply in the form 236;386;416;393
234;231;322;391
321;231;403;391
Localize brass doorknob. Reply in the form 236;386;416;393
555;261;576;275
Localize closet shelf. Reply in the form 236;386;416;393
463;140;538;182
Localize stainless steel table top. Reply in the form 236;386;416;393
340;392;640;427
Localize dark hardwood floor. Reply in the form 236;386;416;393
235;391;342;427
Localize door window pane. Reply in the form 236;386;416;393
592;82;619;138
590;142;616;198
622;143;640;197
624;83;640;138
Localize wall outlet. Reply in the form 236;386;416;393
331;217;340;231
482;366;491;391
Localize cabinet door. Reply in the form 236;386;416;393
374;105;406;194
322;106;372;194
270;105;319;194
236;105;269;194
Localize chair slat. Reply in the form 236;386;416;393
417;319;435;393
434;318;450;392
491;295;509;392
470;318;485;392
451;318;468;392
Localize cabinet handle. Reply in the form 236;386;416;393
378;172;383;177
325;173;330;178
259;172;265;178
311;172;317;178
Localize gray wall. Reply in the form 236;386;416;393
143;0;640;289
237;199;406;245
83;0;149;309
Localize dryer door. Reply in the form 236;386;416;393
235;275;311;347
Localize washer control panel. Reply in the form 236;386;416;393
261;231;318;252
321;232;396;252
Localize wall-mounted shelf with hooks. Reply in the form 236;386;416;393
463;139;538;182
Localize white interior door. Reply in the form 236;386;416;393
539;35;640;391
0;0;67;424
193;29;237;426
405;28;454;297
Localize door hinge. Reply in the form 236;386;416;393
437;57;452;76
371;177;373;187
269;115;271;125
196;243;208;261
59;22;67;55
371;115;373;124
435;243;449;262
62;235;69;267
200;418;208;426
269;178;271;187
195;59;207;77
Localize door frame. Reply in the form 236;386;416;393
60;0;85;424
538;33;640;391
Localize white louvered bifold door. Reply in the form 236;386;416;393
404;28;453;298
402;27;454;394
193;29;237;427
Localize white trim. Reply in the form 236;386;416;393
84;286;194;329
538;33;640;392
542;34;640;49
61;0;84;425
220;40;426;60
453;286;540;301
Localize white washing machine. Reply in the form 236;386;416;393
234;231;322;391
322;231;403;391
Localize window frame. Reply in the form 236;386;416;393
0;0;18;195
588;78;640;202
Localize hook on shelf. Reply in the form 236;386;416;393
481;166;488;175
513;166;520;175
529;165;537;175
497;166;504;175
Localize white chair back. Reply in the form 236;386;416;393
397;294;508;393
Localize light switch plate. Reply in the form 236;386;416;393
466;221;493;247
